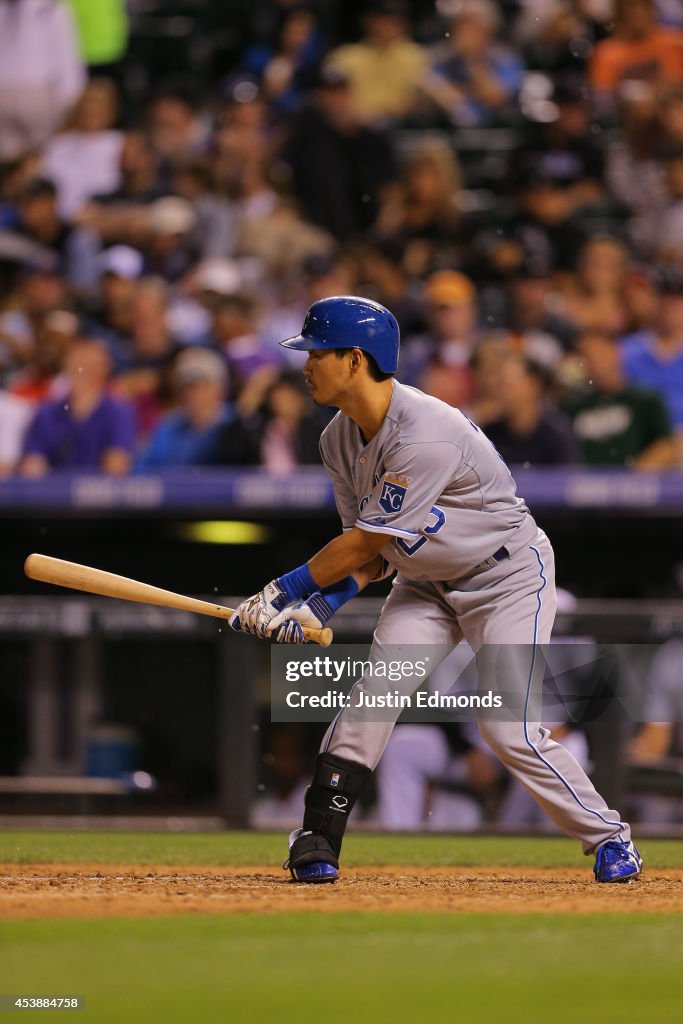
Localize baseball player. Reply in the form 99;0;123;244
230;296;642;885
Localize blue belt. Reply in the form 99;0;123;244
441;545;511;588
470;545;510;574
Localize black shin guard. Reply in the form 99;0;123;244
301;752;372;858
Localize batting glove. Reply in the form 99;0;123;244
269;592;334;644
229;580;291;638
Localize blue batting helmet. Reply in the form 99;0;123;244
279;295;399;374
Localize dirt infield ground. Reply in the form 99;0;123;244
2;863;682;918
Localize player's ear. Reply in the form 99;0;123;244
350;348;364;373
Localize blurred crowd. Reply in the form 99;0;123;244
1;0;683;477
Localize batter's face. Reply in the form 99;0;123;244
303;349;355;407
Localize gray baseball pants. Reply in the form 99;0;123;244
321;529;630;854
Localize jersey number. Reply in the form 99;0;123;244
397;506;446;556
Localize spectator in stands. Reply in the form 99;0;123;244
161;257;244;348
143;197;198;283
219;369;325;470
171;158;235;263
400;270;477;407
213;75;273;192
113;277;178;441
136;347;233;469
76;131;165;248
101;130;163;208
147;89;209;165
0;0;85;161
236;195;334;282
9;308;77;404
241;6;324;116
563;330;678;468
211;293;280;398
484;353;578;465
560;236;631;335
424;0;524;126
42;78;123;220
84;245;143;368
189;258;244;315
505;257;575;362
14;178;99;290
517;75;606;215
0;389;33;475
123;278;176;369
20;337;135;475
467;334;510;427
325;1;428;126
0;266;68;376
590;0;683;106
481;164;586;275
375;138;466;277
622;271;683;431
212;132;314;277
286;64;396;241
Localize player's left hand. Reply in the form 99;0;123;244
268;593;334;644
229;580;290;638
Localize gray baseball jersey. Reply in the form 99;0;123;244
320;380;538;580
317;380;631;853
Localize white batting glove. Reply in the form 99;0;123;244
229;580;291;638
268;593;334;644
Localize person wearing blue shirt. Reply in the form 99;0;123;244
622;274;683;432
136;347;234;469
425;0;524;127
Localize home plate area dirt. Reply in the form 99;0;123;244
2;865;682;918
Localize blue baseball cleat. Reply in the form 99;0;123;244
594;839;643;883
290;861;339;883
285;828;339;884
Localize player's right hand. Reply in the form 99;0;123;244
269;592;334;644
229;580;290;638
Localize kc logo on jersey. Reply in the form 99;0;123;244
379;475;411;515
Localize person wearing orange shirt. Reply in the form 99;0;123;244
590;0;683;102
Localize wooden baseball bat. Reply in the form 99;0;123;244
24;554;333;647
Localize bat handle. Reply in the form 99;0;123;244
302;625;333;647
